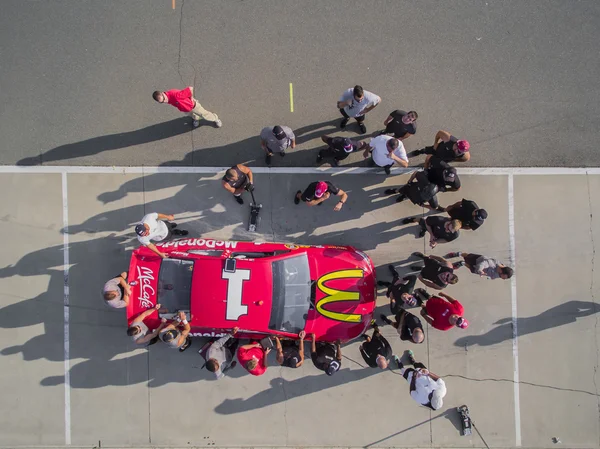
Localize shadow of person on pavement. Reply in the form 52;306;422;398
17;118;192;165
214;366;383;415
454;300;600;348
0;235;136;364
68;173;269;241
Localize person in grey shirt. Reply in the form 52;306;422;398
260;125;296;165
205;327;240;379
446;252;514;280
127;303;167;346
337;85;381;134
159;311;192;352
103;271;130;308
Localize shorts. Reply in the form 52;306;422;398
464;253;481;268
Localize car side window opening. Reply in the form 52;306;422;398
270;254;312;334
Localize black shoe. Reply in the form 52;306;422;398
385;188;398;195
266;153;272;165
294;191;301;205
358;122;367;134
402;217;416;224
410;149;425;156
331;159;339;167
395;195;406;203
380;314;393;325
413;288;429;304
173;229;189;236
388;264;398;276
418;227;427;238
235;196;244;205
377;280;391;287
384;166;391;175
393;355;403;369
280;150;286;157
412;252;425;259
340;118;349;129
170;222;178;229
316;153;323;163
453;261;465;269
410;265;424;271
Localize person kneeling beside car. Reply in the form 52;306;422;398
159;311;192;352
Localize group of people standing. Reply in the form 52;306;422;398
100;82;514;412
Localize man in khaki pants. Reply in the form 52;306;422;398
153;86;222;128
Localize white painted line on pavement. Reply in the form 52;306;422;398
0;166;600;175
508;173;522;447
61;172;71;446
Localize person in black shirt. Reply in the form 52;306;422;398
274;331;305;368
381;309;425;344
359;323;392;369
410;253;458;290
424;156;461;192
410;130;470;163
221;164;254;204
445;199;487;230
310;334;342;376
382;110;418;140
378;265;418;313
294;180;348;211
384;170;443;211
403;215;462;248
316;135;365;166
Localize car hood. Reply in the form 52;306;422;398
305;246;376;341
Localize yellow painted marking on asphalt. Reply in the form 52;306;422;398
289;83;294;112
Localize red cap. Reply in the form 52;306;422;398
315;181;328;198
457;317;469;329
457;140;470;153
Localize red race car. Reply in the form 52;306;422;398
126;238;376;342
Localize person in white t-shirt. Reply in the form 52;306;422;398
362;135;409;175
134;212;188;259
394;350;447;410
337;85;381;134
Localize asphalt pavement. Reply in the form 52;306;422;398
1;0;600;168
0;168;599;449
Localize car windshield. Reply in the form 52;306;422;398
270;254;311;334
157;258;194;312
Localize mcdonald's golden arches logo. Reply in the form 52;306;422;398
316;269;364;323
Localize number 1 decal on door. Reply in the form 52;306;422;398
222;269;251;320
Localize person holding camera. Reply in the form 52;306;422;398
222;163;254;205
237;340;270;376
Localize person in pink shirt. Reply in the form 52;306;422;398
153;86;222;128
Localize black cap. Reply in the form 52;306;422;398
135;224;146;236
476;209;488;221
272;126;286;140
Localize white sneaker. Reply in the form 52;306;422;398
214;119;223;128
193;120;200;128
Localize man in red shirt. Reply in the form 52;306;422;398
153;86;222;129
237;342;269;376
420;291;469;331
